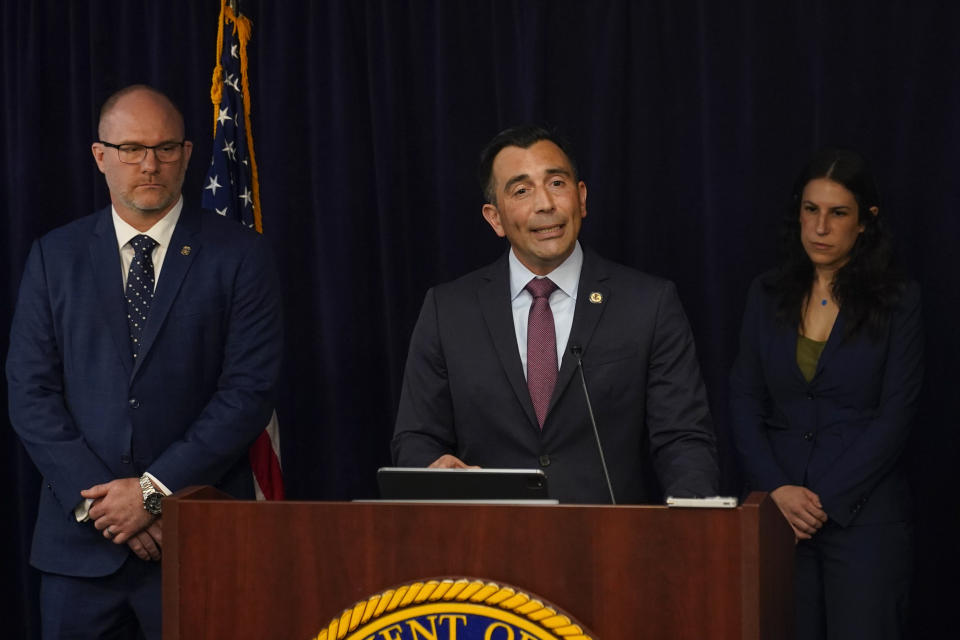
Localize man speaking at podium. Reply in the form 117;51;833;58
392;126;719;503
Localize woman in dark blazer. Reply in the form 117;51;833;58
730;149;922;640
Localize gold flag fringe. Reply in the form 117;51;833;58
210;0;263;233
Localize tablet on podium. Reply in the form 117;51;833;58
376;467;555;503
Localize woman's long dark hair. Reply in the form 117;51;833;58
768;148;903;339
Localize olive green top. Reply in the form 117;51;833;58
797;334;827;382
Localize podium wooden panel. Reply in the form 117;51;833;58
163;488;793;639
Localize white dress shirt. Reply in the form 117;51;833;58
112;197;183;290
509;241;583;379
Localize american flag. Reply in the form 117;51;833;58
203;2;284;500
203;5;259;230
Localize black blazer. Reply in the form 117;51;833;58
729;274;923;526
392;248;718;503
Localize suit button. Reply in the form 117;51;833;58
806;392;815;400
120;455;132;464
128;398;140;409
538;454;551;467
803;431;814;441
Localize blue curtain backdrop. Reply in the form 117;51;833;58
3;1;957;637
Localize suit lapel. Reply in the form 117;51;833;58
813;308;847;379
132;207;201;379
89;208;134;378
772;324;805;384
550;250;610;414
779;304;848;385
477;254;540;431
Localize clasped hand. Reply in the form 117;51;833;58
770;485;827;540
81;477;162;561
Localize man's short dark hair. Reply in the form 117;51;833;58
478;125;579;204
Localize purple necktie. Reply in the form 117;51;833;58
525;277;559;428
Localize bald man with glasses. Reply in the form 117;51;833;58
7;84;283;639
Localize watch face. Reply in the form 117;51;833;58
145;492;163;515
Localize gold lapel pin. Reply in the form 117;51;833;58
180;246;191;256
589;292;603;304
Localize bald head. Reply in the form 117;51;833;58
98;85;185;141
91;84;193;230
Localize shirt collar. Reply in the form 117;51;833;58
509;241;583;301
111;197;183;250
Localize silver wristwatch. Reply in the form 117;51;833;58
139;474;163;516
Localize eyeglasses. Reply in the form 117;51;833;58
98;140;186;164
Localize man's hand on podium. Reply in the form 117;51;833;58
428;454;481;469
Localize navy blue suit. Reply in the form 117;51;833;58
7;205;282;633
730;273;923;639
393;248;719;503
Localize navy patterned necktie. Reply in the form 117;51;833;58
126;234;158;358
525;277;559;428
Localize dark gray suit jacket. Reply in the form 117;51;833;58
392;248;718;503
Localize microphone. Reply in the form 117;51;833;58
570;344;616;504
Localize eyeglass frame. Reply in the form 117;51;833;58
97;140;187;164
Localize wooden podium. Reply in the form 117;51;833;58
163;488;793;639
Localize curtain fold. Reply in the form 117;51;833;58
3;2;957;637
